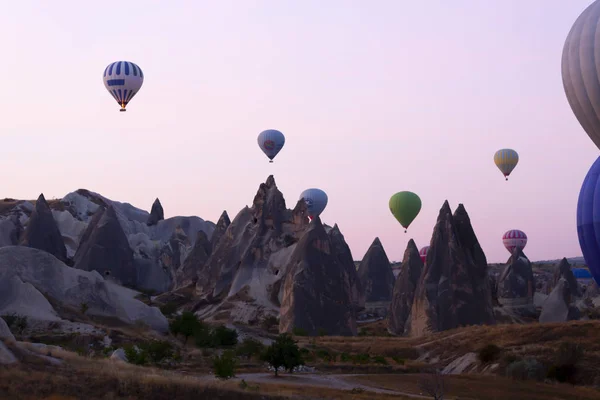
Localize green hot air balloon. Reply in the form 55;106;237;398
389;191;422;233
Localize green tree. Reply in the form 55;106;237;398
213;350;238;379
236;338;265;360
261;333;304;377
169;311;200;344
212;325;238;347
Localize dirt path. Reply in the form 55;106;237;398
197;372;429;398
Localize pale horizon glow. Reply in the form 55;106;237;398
0;0;597;264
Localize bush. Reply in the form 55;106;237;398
213;350;238;379
292;326;309;336
124;345;148;365
212;325;238;347
392;356;405;365
193;322;214;347
373;355;388;365
169;311;200;343
145;340;174;363
478;344;502;364
317;328;328;337
160;302;178;317
340;352;351;363
546;342;583;384
353;353;370;364
236;338;265;360
261;334;304;376
506;358;546;382
1;313;28;335
80;303;89;315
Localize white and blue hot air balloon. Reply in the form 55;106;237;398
103;61;144;112
257;129;285;162
299;188;328;220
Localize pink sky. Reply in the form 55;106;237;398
0;0;597;263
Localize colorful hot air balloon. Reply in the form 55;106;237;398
257;129;285;163
494;149;519;181
299;188;328;219
103;61;144;112
502;229;527;254
419;245;429;264
577;156;600;286
389;191;421;233
562;0;600;151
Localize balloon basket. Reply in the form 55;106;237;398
120;109;127;112
269;160;273;163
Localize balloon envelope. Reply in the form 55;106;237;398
103;61;144;111
562;0;600;150
299;188;328;218
257;130;285;162
389;192;421;231
494;149;519;180
577;156;600;286
502;229;527;254
419;245;429;264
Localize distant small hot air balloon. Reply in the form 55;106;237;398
494;149;519;181
257;129;285;163
419;245;429;264
502;229;527;254
389;191;421;233
299;188;328;219
103;61;144;112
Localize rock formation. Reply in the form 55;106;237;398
329;224;364;312
20;194;67;263
73;206;136;288
210;211;230;249
279;217;357;336
358;237;395;304
388;239;423;335
173;230;212;289
407;201;495;337
539;278;581;323
497;248;536;309
552;258;580;298
0;246;168;332
147;198;164;226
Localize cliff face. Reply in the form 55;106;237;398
407;201;495;337
357;237;395;303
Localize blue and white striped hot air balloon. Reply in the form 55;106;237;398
299;188;328;220
257;129;285;163
103;61;144;112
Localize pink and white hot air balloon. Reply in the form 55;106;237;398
502;230;527;254
419;246;429;263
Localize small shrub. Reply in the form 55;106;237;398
391;356;405;365
213;350;238;379
1;313;28;335
353;353;370;364
546;342;583;384
80;303;89;315
317;328;328;337
236;338;265;359
502;353;520;365
340;352;351;363
506;358;546;382
478;344;502;364
145;340;174;363
124;345;148;365
160;302;177;317
169;311;200;343
212;325;238;347
292;326;309;336
373;355;388;365
194;323;213;348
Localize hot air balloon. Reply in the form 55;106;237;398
299;188;328;219
419;245;429;264
103;61;144;112
494;149;519;181
577;156;600;286
257;130;285;163
562;0;600;151
502;229;527;254
389;191;421;233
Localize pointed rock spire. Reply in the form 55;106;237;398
147;198;164;226
389;239;422;335
210;210;230;249
552;258;580;297
357;237;394;303
21;193;67;263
